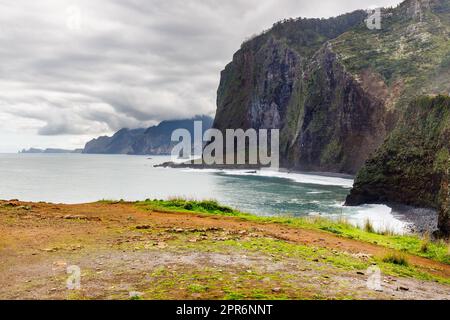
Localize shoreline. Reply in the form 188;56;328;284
156;163;437;235
154;161;355;179
390;205;439;235
0;152;439;237
0;196;436;237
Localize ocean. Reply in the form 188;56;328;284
0;153;409;233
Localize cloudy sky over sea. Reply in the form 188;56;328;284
0;0;402;152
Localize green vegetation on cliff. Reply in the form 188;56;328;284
212;0;450;235
214;0;450;174
346;95;450;235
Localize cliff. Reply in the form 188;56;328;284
346;95;450;235
213;0;450;174
83;116;213;155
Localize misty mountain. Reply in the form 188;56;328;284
83;116;213;155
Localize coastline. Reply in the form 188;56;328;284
156;161;438;235
390;205;439;235
0;153;440;237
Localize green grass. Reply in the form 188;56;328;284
140;266;301;300
187;284;209;293
136;198;238;216
364;219;375;233
382;253;409;266
135;227;450;285
133;199;450;265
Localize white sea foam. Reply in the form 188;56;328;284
345;204;411;235
178;168;353;188
177;167;410;233
219;169;354;188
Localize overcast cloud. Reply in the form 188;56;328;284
0;0;403;152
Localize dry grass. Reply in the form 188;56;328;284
420;232;431;253
364;219;375;233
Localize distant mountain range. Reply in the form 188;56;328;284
83;116;213;155
20;116;213;155
20;148;83;154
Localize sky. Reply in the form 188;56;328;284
0;0;403;152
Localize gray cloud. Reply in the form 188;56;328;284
0;0;403;151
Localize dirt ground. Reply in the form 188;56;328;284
0;200;449;300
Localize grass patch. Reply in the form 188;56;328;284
136;198;238;216
187;284;209;293
364;219;375;233
140;266;307;300
382;253;409;266
152;221;450;285
420;232;431;253
134;199;450;265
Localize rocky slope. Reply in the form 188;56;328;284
83;116;213;155
214;0;450;174
346;95;450;235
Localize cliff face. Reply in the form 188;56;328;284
284;45;391;173
214;0;450;174
346;96;450;235
215;11;370;173
83;116;213;155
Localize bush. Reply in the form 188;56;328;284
420;232;431;253
382;253;409;266
144;198;235;214
364;219;375;233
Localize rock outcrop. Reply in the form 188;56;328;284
212;0;450;233
346;95;450;235
213;0;450;174
83;116;213;155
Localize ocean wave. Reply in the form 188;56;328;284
346;204;411;234
218;169;354;188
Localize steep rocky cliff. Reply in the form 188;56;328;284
214;0;450;174
346;95;450;235
83;116;213;155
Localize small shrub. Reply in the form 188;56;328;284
420;232;431;253
320;226;343;235
336;217;352;228
145;198;235;214
187;284;209;293
197;200;233;213
364;219;375;233
382;253;409;266
378;227;396;236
